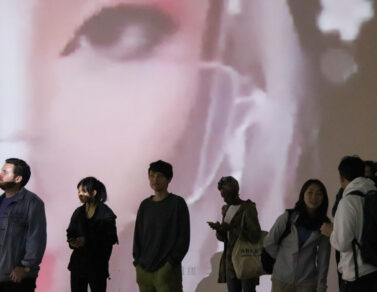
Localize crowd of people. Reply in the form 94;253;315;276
0;156;377;292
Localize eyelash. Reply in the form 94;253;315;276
60;4;178;61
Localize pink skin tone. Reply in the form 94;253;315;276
2;1;307;291
25;0;209;290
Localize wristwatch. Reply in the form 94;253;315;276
24;266;31;273
20;265;31;273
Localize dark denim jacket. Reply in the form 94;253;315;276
0;188;47;281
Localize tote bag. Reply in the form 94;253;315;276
231;212;267;279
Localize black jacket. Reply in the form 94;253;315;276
67;203;118;278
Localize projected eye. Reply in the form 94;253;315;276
61;5;177;60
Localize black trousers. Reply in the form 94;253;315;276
226;275;256;292
0;278;36;292
342;270;377;292
71;273;107;292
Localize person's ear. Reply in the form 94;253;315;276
92;190;97;197
14;176;23;184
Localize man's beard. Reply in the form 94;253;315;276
0;181;18;191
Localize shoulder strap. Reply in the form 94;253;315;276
348;191;365;280
278;210;292;245
352;239;360;279
348;190;366;198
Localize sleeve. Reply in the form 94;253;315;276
216;205;228;242
67;208;81;238
96;217;118;248
66;208;84;249
167;198;190;266
104;218;118;246
316;235;331;292
330;197;358;252
95;217;118;263
132;203;144;266
263;211;290;258
21;198;47;268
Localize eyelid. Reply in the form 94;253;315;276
60;4;178;59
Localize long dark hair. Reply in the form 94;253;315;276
77;176;107;203
292;179;329;230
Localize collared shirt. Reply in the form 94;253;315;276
0;188;47;282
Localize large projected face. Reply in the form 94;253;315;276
1;0;312;291
30;0;208;214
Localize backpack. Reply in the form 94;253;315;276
261;210;293;274
349;190;377;279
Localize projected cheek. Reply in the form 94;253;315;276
61;5;177;61
39;2;205;159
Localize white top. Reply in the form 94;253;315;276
224;205;241;224
330;177;377;281
224;204;241;240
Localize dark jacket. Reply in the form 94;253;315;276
217;199;261;283
0;188;46;281
67;203;118;278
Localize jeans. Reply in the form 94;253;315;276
226;275;256;292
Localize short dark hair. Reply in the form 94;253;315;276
77;177;107;203
5;158;31;187
338;155;365;182
217;176;240;194
364;160;377;177
148;160;173;180
294;179;329;230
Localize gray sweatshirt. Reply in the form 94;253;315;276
264;211;330;292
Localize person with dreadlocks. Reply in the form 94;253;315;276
208;176;262;292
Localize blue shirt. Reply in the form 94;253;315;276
296;224;312;248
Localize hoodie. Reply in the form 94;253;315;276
330;177;377;281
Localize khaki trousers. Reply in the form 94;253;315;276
136;262;182;292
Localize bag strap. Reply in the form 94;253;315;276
239;210;247;239
348;190;365;280
277;210;292;245
352;239;360;279
347;190;365;198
